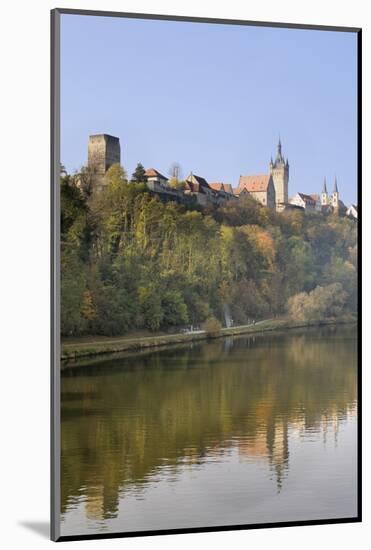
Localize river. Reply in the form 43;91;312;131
60;324;358;536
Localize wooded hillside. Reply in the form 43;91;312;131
61;164;357;336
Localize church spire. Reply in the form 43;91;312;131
270;137;289;210
277;137;282;157
333;176;338;193
322;177;328;194
274;137;284;164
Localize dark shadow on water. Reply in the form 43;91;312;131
19;521;49;539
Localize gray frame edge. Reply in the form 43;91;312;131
53;7;361;33
51;8;61;542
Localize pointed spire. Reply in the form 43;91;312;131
322;177;328;194
277;136;282;157
333;176;338;193
274;136;284;164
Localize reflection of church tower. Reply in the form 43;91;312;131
85;482;119;521
266;417;289;491
269;138;289;211
85;485;104;521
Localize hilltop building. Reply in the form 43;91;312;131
346;204;358;220
235;174;276;208
145;168;186;204
269;138;289;210
209;182;235;200
87;134;121;193
237;139;288;211
184;173;219;205
144;168;169;187
289;192;317;211
320;177;347;213
289;177;352;216
80;133;356;219
310;194;322;211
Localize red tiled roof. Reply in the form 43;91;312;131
297;192;316;204
238;174;271;193
145;168;168;180
223;183;234;194
185;174;210;193
209;182;223;191
234;187;249;196
209;182;233;194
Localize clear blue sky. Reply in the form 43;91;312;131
61;14;358;205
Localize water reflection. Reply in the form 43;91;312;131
61;325;357;531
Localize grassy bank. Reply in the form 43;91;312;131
61;316;356;365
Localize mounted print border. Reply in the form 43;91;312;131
51;8;362;542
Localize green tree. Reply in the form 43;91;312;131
161;290;188;326
60;162;357;338
202;316;222;336
131;162;147;184
104;163;128;188
168;178;186;190
61;252;87;335
138;286;164;330
288;283;348;322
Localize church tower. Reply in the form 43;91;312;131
269;138;289;211
332;177;339;208
321;177;328;206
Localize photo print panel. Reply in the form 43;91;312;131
51;8;361;541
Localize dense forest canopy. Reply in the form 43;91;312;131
61;164;357;337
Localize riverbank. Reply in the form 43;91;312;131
61;316;356;364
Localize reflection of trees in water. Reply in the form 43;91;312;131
61;326;357;521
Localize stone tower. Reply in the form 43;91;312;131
88;134;121;193
269;138;289;211
321;177;329;206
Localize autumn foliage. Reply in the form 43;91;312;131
61;164;357;336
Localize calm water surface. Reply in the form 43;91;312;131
60;325;358;536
